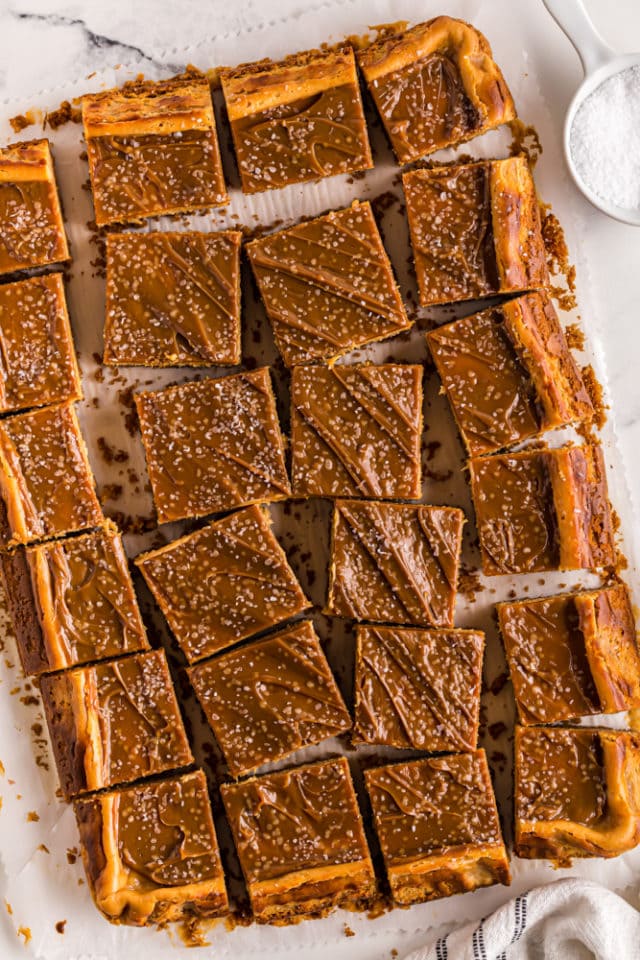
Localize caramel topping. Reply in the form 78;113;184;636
354;626;483;751
29;522;149;672
83;80;227;226
135;368;291;525
189;621;350;778
0;273;81;414
470;444;615;575
0;402;102;549
291;363;422;499
0;139;68;274
221;48;372;193
75;770;228;925
40;649;193;798
136;504;309;663
104;231;242;367
404;157;547;306
427;291;592;456
222;757;371;886
327;499;463;627
516;727;640;864
499;585;640;724
358;17;516;163
366;751;503;867
248;201;410;366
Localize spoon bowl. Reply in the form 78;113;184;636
543;0;640;225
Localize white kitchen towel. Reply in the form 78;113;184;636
403;879;640;960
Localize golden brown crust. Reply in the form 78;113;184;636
82;78;215;137
0;138;54;182
548;444;615;570
490;156;549;291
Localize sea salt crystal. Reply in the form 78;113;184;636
570;63;640;210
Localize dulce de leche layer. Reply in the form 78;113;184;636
221;756;376;922
515;726;640;865
427;291;593;456
498;584;640;724
2;520;149;676
247;201;410;367
40;648;193;800
75;769;228;926
354;625;484;751
221;47;372;193
365;751;510;905
404;156;548;306
0;138;69;274
358;16;516;163
469;443;615;575
326;499;464;628
291;363;422;500
189;620;350;778
136;504;309;664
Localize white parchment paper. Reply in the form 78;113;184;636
0;0;639;957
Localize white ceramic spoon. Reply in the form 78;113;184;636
543;0;640;225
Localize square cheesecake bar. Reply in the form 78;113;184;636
221;757;376;922
82;77;227;226
247;201;410;367
291;363;422;499
1;520;149;676
469;443;616;575
75;769;228;926
326;500;464;627
40;648;193;800
358;16;516;164
189;620;350;778
136;504;309;663
426;292;593;456
365;751;510;904
0;273;82;415
353;625;483;751
0;402;102;550
404;156;548;306
0;139;69;274
135;368;291;524
221;47;372;193
103;231;242;367
515;726;640;864
498;584;640;724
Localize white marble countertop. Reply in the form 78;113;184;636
0;1;639;958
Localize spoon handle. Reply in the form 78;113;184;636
542;0;615;74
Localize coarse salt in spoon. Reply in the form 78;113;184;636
543;0;640;225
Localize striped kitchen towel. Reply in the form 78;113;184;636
403;879;640;960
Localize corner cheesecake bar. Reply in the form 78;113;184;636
136;504;309;663
135;369;291;524
189;620;351;778
82;77;228;226
103;231;242;367
358;17;516;164
291;363;423;499
366;751;510;904
75;770;228;926
221;47;372;193
427;291;593;456
353;626;484;751
515;726;640;864
40;648;193;800
0;273;82;415
326;499;464;628
498;584;640;724
469;443;616;575
0;402;102;550
247;201;410;367
0;138;69;274
1;521;149;676
222;757;376;922
404;156;548;306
